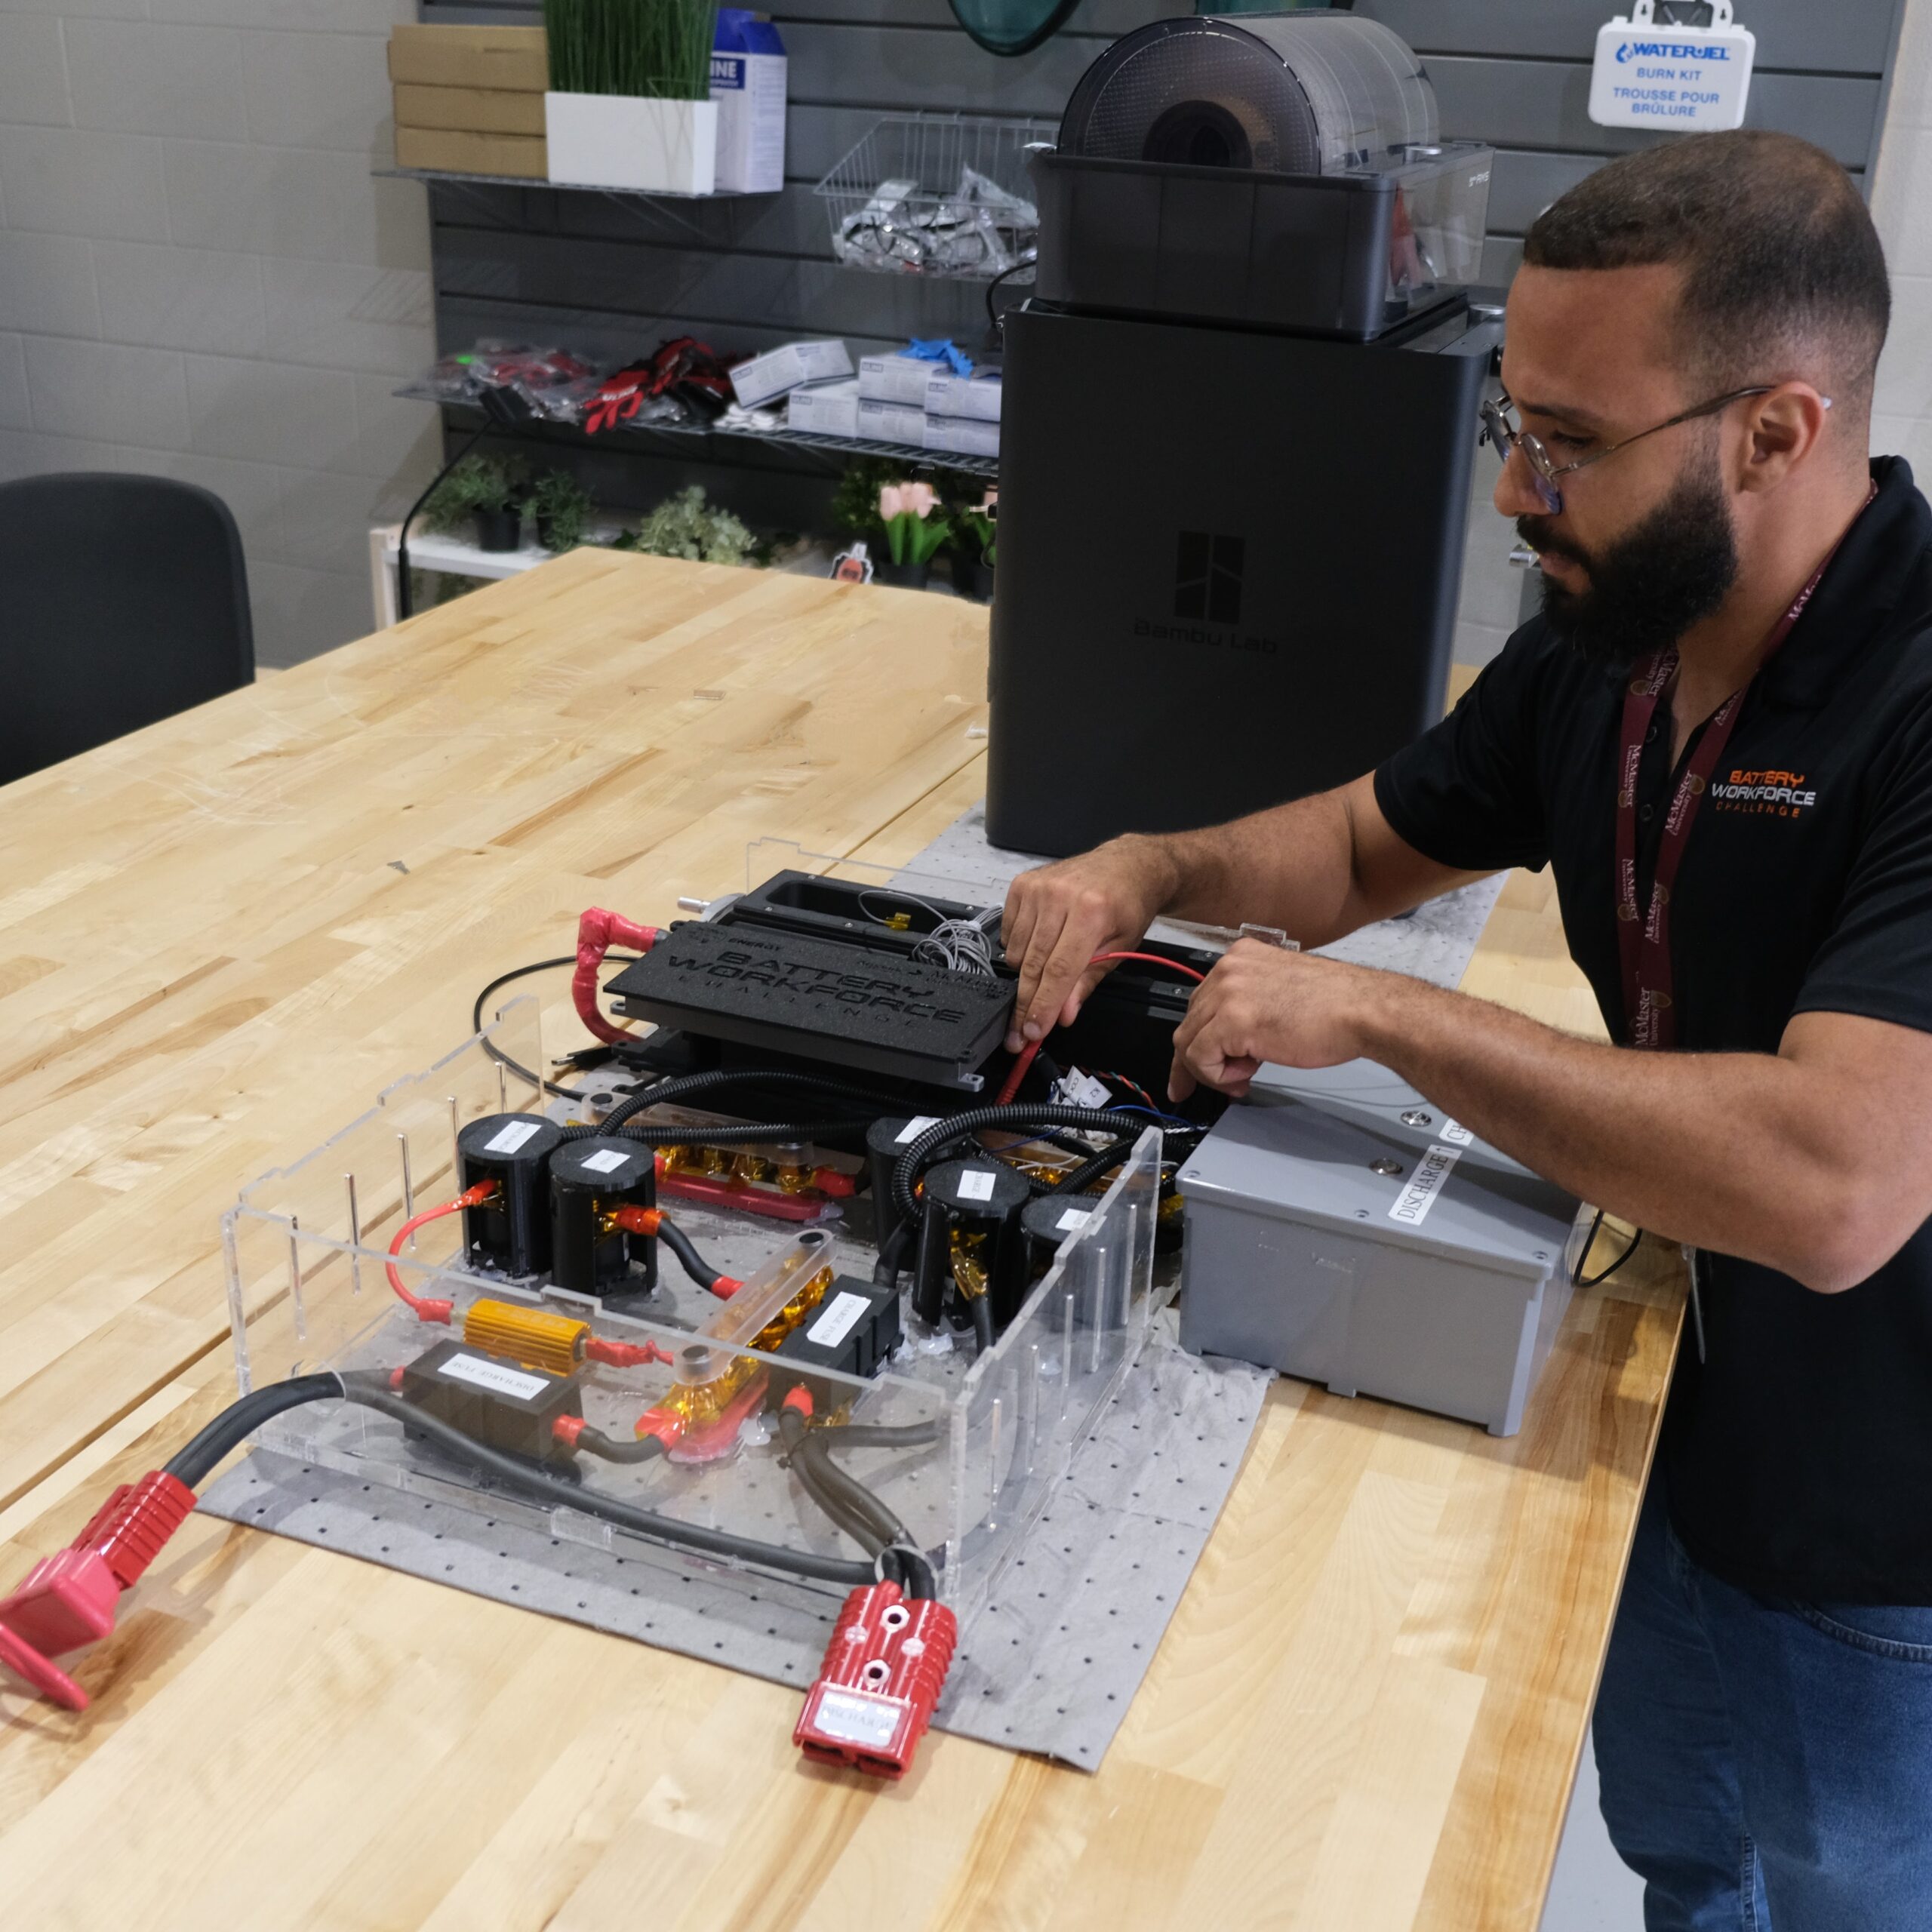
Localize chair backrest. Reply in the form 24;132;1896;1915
0;472;255;786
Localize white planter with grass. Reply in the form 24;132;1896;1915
544;91;718;194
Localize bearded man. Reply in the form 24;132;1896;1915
1001;130;1932;1930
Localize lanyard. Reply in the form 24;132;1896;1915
1613;486;1873;1048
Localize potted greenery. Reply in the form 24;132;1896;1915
544;0;721;194
530;469;596;552
873;481;950;589
614;484;760;563
422;451;530;552
950;486;996;601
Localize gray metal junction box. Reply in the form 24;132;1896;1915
1177;1061;1586;1436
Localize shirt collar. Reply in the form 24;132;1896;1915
1756;456;1932;711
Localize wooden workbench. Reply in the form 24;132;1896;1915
0;552;1680;1930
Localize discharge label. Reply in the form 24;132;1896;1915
485;1119;542;1155
1057;1208;1091;1233
807;1290;872;1349
581;1148;636;1176
811;1687;903;1747
897;1115;939;1143
955;1169;996;1202
1439;1119;1474;1146
437;1352;550;1402
1388;1143;1462;1227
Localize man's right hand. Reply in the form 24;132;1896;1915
1000;836;1180;1053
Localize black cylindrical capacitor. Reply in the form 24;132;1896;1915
865;1115;922;1251
912;1158;1031;1332
1020;1191;1097;1277
549;1135;658;1299
457;1113;565;1277
1021;1189;1131;1335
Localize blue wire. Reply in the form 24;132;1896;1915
1107;1102;1194;1129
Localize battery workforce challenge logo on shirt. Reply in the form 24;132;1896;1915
1710;767;1820;817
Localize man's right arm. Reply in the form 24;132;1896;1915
999;774;1488;1052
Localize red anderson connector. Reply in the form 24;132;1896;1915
793;1579;958;1778
0;1469;196;1711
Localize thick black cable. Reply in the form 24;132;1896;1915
655;1217;728;1292
969;1295;994;1355
395;426;485;622
888;1104;1134;1225
780;1411;939;1598
338;1377;877;1587
779;1408;893;1555
872;1220;912;1287
571;1427;667;1466
1574;1210;1644;1287
165;1373;346;1487
621;1121;875;1150
470;953;641;1102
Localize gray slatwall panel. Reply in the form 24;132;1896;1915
416;0;1903;534
1359;0;1903;76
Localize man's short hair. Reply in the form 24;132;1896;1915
1523;131;1890;404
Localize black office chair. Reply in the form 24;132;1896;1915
0;472;255;787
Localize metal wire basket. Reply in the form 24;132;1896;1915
814;112;1055;279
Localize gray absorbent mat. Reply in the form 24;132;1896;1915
200;1315;1270;1770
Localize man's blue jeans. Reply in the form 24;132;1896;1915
1594;1480;1932;1930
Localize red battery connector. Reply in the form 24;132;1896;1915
0;1469;195;1711
793;1580;957;1777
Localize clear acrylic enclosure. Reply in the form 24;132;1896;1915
222;957;1168;1626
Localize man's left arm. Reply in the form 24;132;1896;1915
1168;943;1932;1295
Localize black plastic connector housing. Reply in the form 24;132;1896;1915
457;1113;565;1277
549;1135;657;1300
770;1274;903;1400
912;1158;1032;1332
398;1339;583;1466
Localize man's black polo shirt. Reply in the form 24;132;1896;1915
1374;456;1932;1604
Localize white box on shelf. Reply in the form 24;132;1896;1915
856;398;928;445
709;14;786;193
924;367;1001;422
924;414;999;459
544;91;718;195
857;351;938;405
787;377;860;438
731;339;852;408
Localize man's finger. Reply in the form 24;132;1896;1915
1024;916;1106;1042
1008;896;1069;1049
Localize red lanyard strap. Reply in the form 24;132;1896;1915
1613;485;1872;1048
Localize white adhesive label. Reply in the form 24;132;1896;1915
581;1147;635;1175
484;1119;542;1155
1054;1069;1112;1111
1057;1208;1091;1234
1589;3;1754;132
896;1115;939;1144
807;1290;872;1349
811;1687;902;1748
1388;1143;1462;1226
955;1169;996;1202
437;1352;549;1402
1439;1118;1474;1146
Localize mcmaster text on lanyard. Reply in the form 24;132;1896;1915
1613;486;1873;1048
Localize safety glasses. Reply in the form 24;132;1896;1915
1478;384;1780;515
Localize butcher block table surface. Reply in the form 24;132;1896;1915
0;550;1681;1930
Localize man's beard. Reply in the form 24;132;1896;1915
1520;455;1740;670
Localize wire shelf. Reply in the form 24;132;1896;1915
376;165;766;202
814;112;1053;280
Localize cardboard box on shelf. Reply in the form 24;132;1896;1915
731;340;852;409
924;414;999;458
924;367;1001;423
856;398;928;445
395;125;547;180
787;378;860;439
394;83;548;137
388;24;549;93
857;352;940;407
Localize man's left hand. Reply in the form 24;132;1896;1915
1168;940;1385;1101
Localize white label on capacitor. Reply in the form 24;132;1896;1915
1057;1208;1091;1234
955;1169;996;1202
436;1352;549;1402
1387;1143;1462;1226
807;1290;872;1349
896;1115;938;1144
484;1119;542;1155
1439;1119;1474;1146
581;1148;635;1175
810;1687;902;1747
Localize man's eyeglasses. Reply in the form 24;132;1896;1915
1479;385;1785;515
